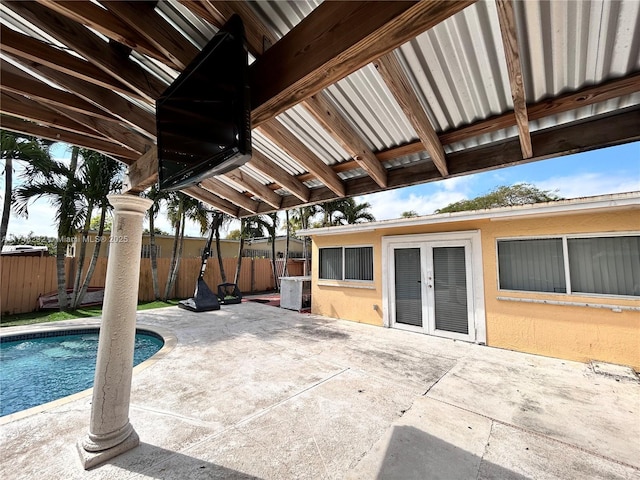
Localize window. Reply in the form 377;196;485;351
498;238;566;293
319;246;373;281
568;236;640;296
498;235;639;297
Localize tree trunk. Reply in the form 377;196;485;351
56;238;69;311
0;157;12;250
57;146;79;311
215;218;227;283
74;201;106;308
283;210;290;277
270;228;278;291
149;212;160;300
165;213;185;300
234;220;245;285
163;212;181;301
72;200;94;308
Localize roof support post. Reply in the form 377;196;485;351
77;194;152;469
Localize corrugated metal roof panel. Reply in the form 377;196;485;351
251;0;321;40
252;131;307;176
276;105;350;166
395;0;512;132
515;0;640;102
325;64;418;151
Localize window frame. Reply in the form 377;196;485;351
318;244;374;285
496;232;640;299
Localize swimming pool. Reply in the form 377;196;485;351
0;328;164;417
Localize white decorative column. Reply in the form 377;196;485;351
77;194;152;469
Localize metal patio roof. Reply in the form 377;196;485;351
1;1;639;218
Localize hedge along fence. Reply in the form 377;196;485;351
1;256;304;316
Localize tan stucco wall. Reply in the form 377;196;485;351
309;209;640;369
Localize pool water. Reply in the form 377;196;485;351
0;331;163;417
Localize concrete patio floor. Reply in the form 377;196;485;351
1;302;639;479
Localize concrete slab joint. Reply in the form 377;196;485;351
76;194;152;470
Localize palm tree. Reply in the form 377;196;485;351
233;216;265;287
0;131;51;250
163;193;208;300
211;210;233;284
261;213;280;290
143;185;168;300
290;206;318;274
14;145;84;311
71;150;123;309
318;199;346;227
333;198;375;225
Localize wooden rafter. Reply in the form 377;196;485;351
258;120;346;197
1;92;110;141
7;57;157;139
123;147;158;193
3;1;166;103
0;25;140;100
34;0;173;67
0;115;140;160
496;0;532;159
373;70;640;164
199;178;260;214
0;62;121;123
209;2;350;197
43;103;150;155
249;0;475;127
374;52;449;177
303;93;388;188
101;1;198;70
247;151;310;202
247;107;640;216
183;186;241;217
223;170;282;209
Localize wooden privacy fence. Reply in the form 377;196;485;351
1;256;304;316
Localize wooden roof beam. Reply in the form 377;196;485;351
0;62;119;123
183;186;241;218
42;103;151;156
374;52;449;177
35;0;174;67
208;2;347;197
375;70;640;163
246;107;640;216
223;170;282;209
247;151;310;202
3;1;166;103
1;92;113;142
199;178;260;214
0;25;140;100
123;147;158;194
0;115;140;161
249;0;475;127
101;1;199;70
258;120;346;197
303;93;388;188
7;57;157;139
496;0;532;159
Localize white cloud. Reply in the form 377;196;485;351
538;172;640;199
358;182;471;221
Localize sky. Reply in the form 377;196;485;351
3;141;639;240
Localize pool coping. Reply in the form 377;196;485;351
0;319;177;426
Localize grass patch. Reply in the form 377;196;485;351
1;300;180;328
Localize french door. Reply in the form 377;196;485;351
388;237;480;342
